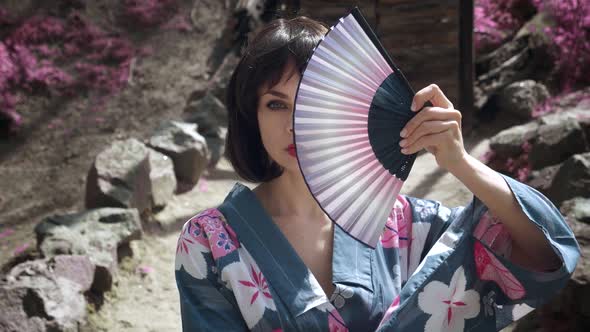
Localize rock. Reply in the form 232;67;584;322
475;34;552;110
559;198;590;316
497;80;549;120
515;11;555;44
0;255;94;332
85;138;153;215
182;92;227;169
148;148;177;209
35;208;143;293
489;121;539;158
148;121;208;186
562;198;590;226
208;53;240;102
528;163;561;194
51;255;96;291
152;195;201;232
205;132;226;170
182;92;227;137
529;116;588;169
546;153;590;204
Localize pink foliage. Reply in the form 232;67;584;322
485;141;532;182
0;6;15;25
1;2;188;133
531;0;590;91
161;13;193;32
120;0;178;27
474;0;528;53
0;10;137;132
533;89;590;117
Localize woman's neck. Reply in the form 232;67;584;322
253;170;329;223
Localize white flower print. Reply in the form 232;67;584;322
414;199;438;220
392;263;402;293
407;222;432;278
418;267;480;332
330;284;354;309
220;247;276;329
175;220;210;279
511;303;534;321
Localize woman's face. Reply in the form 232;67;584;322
257;64;301;173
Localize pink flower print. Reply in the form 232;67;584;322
217;232;233;251
381;215;399;248
186;218;209;247
381;198;411;249
418;267;480;332
473;212;512;258
474;241;525;300
193;209;238;259
378;295;400;329
202;216;223;234
239;265;273;305
328;308;348;332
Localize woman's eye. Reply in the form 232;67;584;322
266;100;287;110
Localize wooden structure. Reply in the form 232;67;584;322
281;0;474;130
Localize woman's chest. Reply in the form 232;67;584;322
276;218;336;296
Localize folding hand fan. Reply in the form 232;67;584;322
293;7;417;248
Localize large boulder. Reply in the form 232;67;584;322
208;52;240;102
489;121;539;158
148;121;208;187
546;153;590;204
528;163;561;195
529;116;588;169
148;148;177;209
497;80;549;120
182;92;227;169
85;138;152;215
0;255;95;332
183;92;227;136
34;208;143;293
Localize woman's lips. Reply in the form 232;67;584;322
286;144;296;157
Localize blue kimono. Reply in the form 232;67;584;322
175;174;579;331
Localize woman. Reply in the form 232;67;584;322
175;16;579;331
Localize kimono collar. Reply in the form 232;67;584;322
217;183;373;318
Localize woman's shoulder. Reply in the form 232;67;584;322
176;207;240;260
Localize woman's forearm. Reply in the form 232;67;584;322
448;153;561;271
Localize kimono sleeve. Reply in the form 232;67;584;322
175;212;248;331
377;174;580;332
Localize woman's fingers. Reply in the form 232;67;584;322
411;84;453;111
401;107;462;138
399;120;458;149
401;129;456;155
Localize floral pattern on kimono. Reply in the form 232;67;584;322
176;174;579;331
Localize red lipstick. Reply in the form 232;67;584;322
286;144;296;157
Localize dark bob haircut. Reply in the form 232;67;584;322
225;16;328;183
